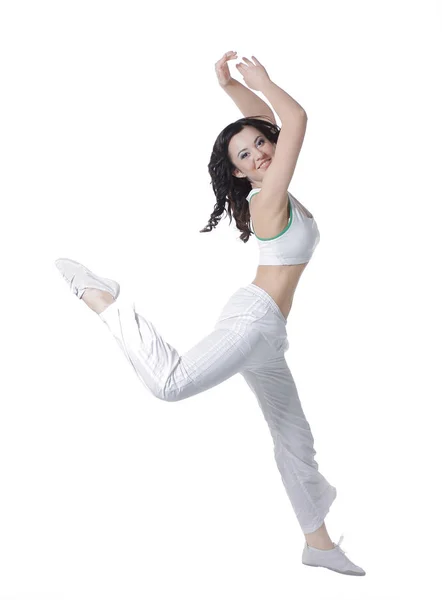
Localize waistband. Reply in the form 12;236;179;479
242;283;287;325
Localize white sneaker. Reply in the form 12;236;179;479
302;535;366;576
54;258;120;301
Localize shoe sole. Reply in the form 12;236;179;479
302;561;366;576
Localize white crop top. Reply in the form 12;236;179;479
246;188;320;266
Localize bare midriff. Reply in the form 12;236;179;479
251;263;308;321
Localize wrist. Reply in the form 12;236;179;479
220;78;237;90
259;79;275;94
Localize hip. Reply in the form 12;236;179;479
213;283;289;357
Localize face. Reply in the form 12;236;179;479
228;126;276;188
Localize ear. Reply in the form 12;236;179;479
232;168;247;179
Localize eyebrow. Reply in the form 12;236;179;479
237;135;261;157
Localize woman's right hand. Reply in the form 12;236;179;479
215;51;238;87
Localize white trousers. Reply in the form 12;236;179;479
99;282;337;534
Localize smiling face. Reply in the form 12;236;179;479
228;126;276;188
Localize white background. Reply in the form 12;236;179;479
1;1;441;598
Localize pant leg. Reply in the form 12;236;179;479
241;356;337;534
98;287;273;402
237;286;337;535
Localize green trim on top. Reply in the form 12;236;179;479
248;189;261;200
250;196;293;241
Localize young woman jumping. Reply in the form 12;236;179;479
55;52;366;577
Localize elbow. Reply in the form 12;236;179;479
282;109;307;126
289;108;307;121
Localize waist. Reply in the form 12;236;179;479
251;263;309;320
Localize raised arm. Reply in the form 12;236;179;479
222;78;277;123
235;56;308;210
215;51;277;123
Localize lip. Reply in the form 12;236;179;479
258;159;271;169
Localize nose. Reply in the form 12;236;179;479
255;151;268;167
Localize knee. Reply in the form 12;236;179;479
153;386;185;402
149;373;195;402
152;388;179;402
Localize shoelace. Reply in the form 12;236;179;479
335;534;347;554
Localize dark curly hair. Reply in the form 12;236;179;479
200;115;281;243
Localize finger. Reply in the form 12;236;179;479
215;52;233;66
242;57;254;65
251;55;262;65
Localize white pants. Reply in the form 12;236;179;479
99;282;337;534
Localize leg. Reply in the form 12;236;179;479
97;296;269;402
82;289;115;314
240;354;337;537
304;522;334;550
91;285;336;542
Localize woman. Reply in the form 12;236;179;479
55;52;365;576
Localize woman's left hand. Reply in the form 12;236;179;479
235;56;272;91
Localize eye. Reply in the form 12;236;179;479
240;138;265;160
